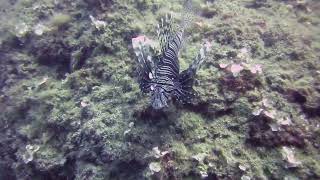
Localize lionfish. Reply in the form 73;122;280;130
132;3;210;109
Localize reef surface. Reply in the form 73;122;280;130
0;0;319;179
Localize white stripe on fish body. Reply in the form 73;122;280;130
157;68;176;78
159;62;178;74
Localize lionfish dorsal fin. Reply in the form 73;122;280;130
157;13;174;53
157;0;195;54
155;12;180;79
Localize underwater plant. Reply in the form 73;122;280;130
132;5;210;109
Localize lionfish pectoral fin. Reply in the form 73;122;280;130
189;42;211;73
174;68;197;104
174;42;211;103
151;90;169;110
132;36;157;93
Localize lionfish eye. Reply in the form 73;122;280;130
150;85;155;91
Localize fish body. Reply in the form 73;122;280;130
132;11;210;109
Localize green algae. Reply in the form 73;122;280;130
0;0;320;179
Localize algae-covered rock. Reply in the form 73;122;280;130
0;0;320;179
49;13;72;30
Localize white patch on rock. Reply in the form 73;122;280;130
281;146;302;168
38;76;48;86
269;123;281;131
89;15;107;30
263;110;276;119
278;117;293;126
149;162;161;173
200;170;208;178
252;108;264;116
80;100;89;107
241;175;251;180
151;147;169;159
34;23;48;36
238;164;248;171
15;22;29;37
123;129;131;135
129;122;134;128
191;153;207;163
22;144;40;164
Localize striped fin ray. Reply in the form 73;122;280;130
156;15;187;78
156;0;195;77
157;13;174;53
132;36;158;93
156;31;183;80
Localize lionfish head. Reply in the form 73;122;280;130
150;85;168;109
